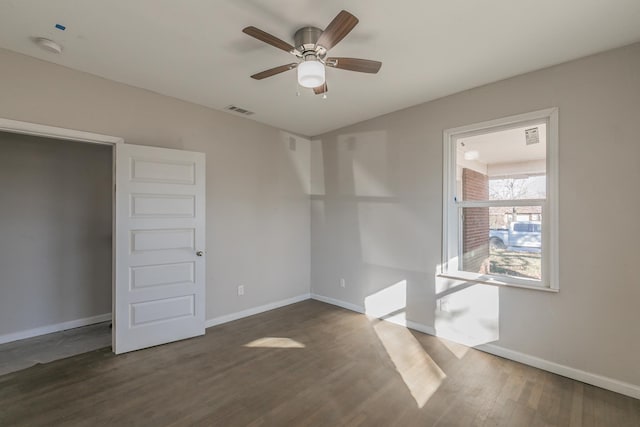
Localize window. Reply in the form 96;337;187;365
441;108;558;290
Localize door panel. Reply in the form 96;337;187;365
114;144;205;354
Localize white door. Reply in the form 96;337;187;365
114;143;205;354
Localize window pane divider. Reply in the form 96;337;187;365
456;199;545;208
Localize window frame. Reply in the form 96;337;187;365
441;108;559;291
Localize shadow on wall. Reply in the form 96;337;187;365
310;129;499;349
279;131;312;195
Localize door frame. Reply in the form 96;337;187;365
0;117;123;349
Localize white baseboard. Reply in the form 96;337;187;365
205;293;311;328
310;294;437;335
0;313;112;345
405;319;437;336
310;293;364;314
310;294;438;336
476;343;640;400
310;293;640;400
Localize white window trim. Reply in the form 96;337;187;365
441;108;559;291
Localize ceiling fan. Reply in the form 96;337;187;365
243;10;382;95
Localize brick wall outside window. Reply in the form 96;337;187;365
462;168;489;273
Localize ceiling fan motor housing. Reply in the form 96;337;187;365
294;27;326;59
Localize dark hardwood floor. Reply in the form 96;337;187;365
1;300;638;426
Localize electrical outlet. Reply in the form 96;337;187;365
237;285;244;296
339;278;346;288
440;300;450;313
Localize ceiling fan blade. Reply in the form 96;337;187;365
316;10;359;50
243;26;295;53
326;57;382;74
313;83;328;95
250;63;298;80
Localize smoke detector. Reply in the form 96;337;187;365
34;37;63;54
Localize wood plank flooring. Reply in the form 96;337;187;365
0;300;638;426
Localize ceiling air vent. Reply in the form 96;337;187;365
525;127;540;145
225;105;254;116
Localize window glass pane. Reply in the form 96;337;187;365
461;206;542;281
456;123;546;201
489;175;546;201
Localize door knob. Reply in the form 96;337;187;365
196;251;204;257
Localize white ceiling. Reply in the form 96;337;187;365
1;1;639;137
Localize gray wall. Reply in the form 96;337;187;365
0;48;311;329
311;43;640;387
2;41;638;390
0;132;112;335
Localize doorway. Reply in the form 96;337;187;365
0;117;207;365
0;130;114;374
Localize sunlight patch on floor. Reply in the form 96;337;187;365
437;336;470;359
366;279;445;407
243;337;305;348
373;320;446;408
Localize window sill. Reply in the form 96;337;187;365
437;273;559;293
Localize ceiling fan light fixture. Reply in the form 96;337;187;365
297;60;325;88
